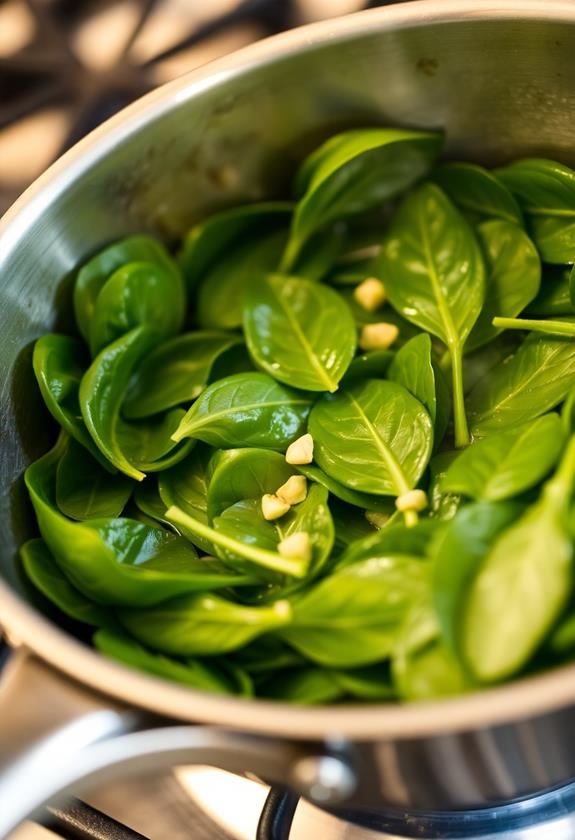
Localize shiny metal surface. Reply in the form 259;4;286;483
3;0;575;823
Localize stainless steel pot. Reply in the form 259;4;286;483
3;1;575;835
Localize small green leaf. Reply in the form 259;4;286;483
465;220;540;351
443;415;565;501
297;464;393;513
380;183;485;447
244;274;356;392
33;334;111;468
467;331;575;435
159;446;213;552
527;265;573;317
496;158;575;263
74;235;178;343
284;128;442;268
56;438;133;520
118;593;292;656
21;538;109;626
206;448;295;521
124;332;244;418
432;162;523;224
309;379;433;498
171;372;312;449
89;261;185;357
343;350;394;382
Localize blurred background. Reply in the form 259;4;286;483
0;0;405;214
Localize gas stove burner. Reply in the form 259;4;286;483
0;0;406;214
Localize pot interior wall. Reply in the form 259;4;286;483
2;12;575;595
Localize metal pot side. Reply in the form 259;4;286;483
3;0;575;813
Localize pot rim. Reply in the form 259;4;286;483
2;0;575;740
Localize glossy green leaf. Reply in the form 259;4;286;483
21;538;109;626
206;448;295;521
124;332;244;418
25;438;253;606
337;519;440;569
197;228;288;329
56;438;133;520
330;498;381;552
462;437;575;681
158;446;213;552
283;128;442;268
380;183;485;447
496;158;575;263
467;331;575;436
343;350;394;382
244;274;356;392
116;409;194;474
80;327;190;479
94;625;243;694
297;464;393;514
331;663;395;701
432;162;523;224
527;266;573;317
179;202;292;291
74;235;178;343
465;220;540;351
171;372;312;449
33;334;111;468
119;593;292;656
432;501;523;651
231;637;305;675
427;450;461;522
309;379;433;501
281;555;428;667
133;479;175;530
443;415;565;501
89;261;185;357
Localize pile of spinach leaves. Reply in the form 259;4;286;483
22;129;575;704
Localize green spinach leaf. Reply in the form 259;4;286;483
432;162;523;224
171;372;312;449
56;438;133;520
467;331;575;435
206;448;295;521
244;274;356;392
496;158;575;263
527;266;573;317
380;183;485;446
443;414;565;501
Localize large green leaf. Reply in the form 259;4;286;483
443;414;565;501
380;183;485;446
465;220;540;351
432;162;523;225
467;331;575;436
124;332;245;418
118;593;292;656
462;437;575;681
496;158;575;263
26;437;253;606
309;379;433;500
283;128;442;268
171;372;312;449
244;274;356;392
281;555;428;667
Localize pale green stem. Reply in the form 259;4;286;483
165;505;308;578
438;348;452;374
492;317;575;338
450;343;470;448
279;236;301;274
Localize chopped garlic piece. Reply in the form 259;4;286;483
277;475;307;505
278;531;312;563
395;489;428;513
286;433;314;465
359;322;399;351
353;277;386;312
365;510;390;530
261;494;290;521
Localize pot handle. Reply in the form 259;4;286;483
0;648;357;838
